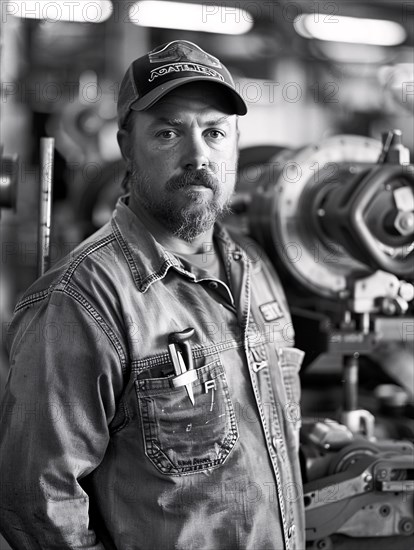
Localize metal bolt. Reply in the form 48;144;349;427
394;211;414;236
379;505;391;517
399;213;414;230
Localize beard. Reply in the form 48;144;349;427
129;162;237;242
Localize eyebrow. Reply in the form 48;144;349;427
204;115;231;126
149;115;231;128
151;117;183;127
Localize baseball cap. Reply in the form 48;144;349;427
117;40;247;128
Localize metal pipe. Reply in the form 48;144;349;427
343;353;359;411
37;138;54;277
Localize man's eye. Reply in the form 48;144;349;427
157;130;177;140
206;130;225;140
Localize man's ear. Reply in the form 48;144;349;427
117;129;130;162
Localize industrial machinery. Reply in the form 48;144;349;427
232;130;414;549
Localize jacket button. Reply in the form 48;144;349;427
208;281;218;290
272;436;281;448
288;524;296;538
232;252;242;261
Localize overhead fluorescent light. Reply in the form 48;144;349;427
7;0;113;23
129;1;253;35
316;42;392;64
294;14;406;46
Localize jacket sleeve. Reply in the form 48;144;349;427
0;289;126;549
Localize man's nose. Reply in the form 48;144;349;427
182;134;209;170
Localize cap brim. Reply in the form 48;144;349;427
129;76;247;115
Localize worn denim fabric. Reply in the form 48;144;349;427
0;196;305;550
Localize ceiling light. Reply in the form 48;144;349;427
129;1;253;35
294;14;406;46
7;0;113;23
316;42;393;64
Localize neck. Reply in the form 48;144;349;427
128;194;214;255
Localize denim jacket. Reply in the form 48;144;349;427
1;197;305;550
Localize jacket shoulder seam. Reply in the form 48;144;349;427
14;234;118;312
14;288;51;312
62;286;128;375
58;234;118;289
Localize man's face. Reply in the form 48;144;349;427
120;82;239;241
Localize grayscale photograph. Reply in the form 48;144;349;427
0;1;413;549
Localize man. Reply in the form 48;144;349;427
0;41;305;549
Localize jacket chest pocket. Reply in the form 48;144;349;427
135;360;238;476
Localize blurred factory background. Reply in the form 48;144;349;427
0;1;413;548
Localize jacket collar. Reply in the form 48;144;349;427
111;195;244;292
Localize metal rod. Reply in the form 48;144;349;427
37;138;54;277
343;353;359;411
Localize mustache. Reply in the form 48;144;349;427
165;170;218;192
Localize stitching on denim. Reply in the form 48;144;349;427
249;343;286;456
14;288;51;312
58;234;117;289
135;360;238;476
249;360;290;549
263;365;287;460
279;348;303;405
137;389;180;475
267;353;299;543
150;442;178;474
132;340;243;374
112;218;188;293
241;257;250;337
216;373;239;463
252;338;300;545
136;362;222;396
279;350;302;432
138;259;176;292
247;283;291;549
111;218;141;286
63;286;127;375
